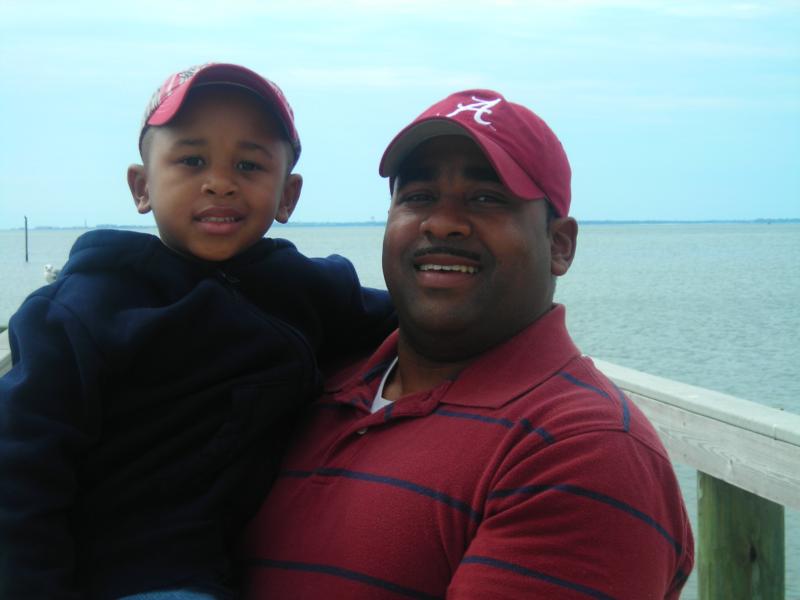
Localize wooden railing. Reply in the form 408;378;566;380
0;331;797;598
595;359;799;599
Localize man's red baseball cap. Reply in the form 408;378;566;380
138;63;301;167
379;90;571;217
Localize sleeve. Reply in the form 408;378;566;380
243;243;396;359
446;431;694;600
0;295;103;599
308;254;395;359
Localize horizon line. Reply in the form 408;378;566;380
2;217;799;232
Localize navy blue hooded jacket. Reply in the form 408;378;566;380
0;229;394;599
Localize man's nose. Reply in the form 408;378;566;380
420;198;471;239
201;168;237;197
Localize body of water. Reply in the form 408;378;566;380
1;222;799;597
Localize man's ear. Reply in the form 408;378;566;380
275;173;303;224
127;164;151;214
549;216;578;276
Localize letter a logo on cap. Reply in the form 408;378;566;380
446;96;502;126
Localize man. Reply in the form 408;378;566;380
241;90;694;599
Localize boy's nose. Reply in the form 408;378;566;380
201;173;237;197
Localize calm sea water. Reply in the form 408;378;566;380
1;222;799;597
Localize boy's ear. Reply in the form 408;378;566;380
127;164;151;214
549;216;578;277
275;173;303;224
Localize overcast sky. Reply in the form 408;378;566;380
1;0;798;229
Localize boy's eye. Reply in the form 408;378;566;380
237;160;262;172
180;156;205;167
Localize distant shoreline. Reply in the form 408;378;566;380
1;218;799;232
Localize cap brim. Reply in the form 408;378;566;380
147;65;277;125
379;117;547;201
379;119;469;177
144;64;300;164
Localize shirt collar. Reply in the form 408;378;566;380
444;304;580;408
328;304;580;410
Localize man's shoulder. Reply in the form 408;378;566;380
450;348;670;463
530;353;670;457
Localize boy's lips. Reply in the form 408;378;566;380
195;206;244;221
194;206;245;234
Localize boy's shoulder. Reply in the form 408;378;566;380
67;229;160;265
25;229;178;312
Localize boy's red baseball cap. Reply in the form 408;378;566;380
139;63;301;166
379;90;571;217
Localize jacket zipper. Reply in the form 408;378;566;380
215;268;320;394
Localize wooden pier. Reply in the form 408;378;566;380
0;331;797;598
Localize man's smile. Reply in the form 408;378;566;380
417;264;478;274
412;246;482;274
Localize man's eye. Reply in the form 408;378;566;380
401;192;434;204
237;160;261;172
472;194;507;205
180;156;205;167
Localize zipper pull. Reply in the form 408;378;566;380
217;269;240;285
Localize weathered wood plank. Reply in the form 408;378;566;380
698;472;784;600
0;330;10;377
595;359;800;511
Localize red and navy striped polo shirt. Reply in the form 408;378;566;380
242;305;694;599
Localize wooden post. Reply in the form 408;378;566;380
24;216;29;262
698;471;784;599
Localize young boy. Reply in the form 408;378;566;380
0;64;393;600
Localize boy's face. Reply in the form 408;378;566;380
128;86;301;262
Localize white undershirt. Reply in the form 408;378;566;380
371;356;398;414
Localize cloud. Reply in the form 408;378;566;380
3;0;798;29
554;31;800;60
660;1;795;18
286;66;483;90
593;94;798;110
